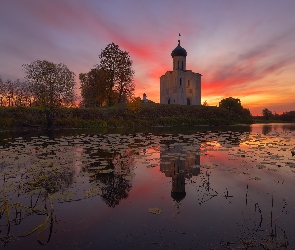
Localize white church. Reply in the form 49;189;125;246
160;40;201;105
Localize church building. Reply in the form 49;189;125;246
160;40;202;105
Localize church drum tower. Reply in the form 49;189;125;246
160;40;201;105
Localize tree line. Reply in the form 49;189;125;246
4;41;290;128
0;43;135;129
0;77;34;107
0;62;78;110
262;108;295;122
0;43;134;109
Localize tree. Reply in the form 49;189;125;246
0;76;6;106
219;97;243;112
127;97;142;113
219;97;253;123
79;67;117;107
280;111;295;121
262;108;273;120
23;60;76;129
4;79;14;107
0;77;33;107
202;100;208;106
99;43;135;103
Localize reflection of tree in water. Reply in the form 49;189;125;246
282;124;295;131
262;124;272;135
99;171;132;207
86;148;135;207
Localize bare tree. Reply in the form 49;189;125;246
0;77;34;107
0;76;6;106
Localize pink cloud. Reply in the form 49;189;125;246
2;1;295;114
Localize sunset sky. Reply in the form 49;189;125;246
1;0;295;115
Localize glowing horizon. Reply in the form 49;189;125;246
1;0;295;116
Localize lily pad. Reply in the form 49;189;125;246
84;188;102;197
148;207;163;214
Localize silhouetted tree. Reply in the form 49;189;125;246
219;97;253;123
23;60;76;129
0;77;33;107
0;76;6;106
219;97;243;112
281;111;295;121
272;111;280;120
262;108;273;120
79;67;117;107
202;100;208;106
99;43;135;103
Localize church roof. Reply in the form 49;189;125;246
171;41;187;57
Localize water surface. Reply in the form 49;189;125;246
1;124;295;249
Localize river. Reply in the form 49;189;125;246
0;123;295;249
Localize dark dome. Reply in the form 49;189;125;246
171;42;187;57
171;191;186;202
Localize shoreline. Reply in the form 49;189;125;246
2;122;295;136
0;104;254;131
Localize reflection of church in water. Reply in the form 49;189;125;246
160;144;200;202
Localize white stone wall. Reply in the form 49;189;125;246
160;49;201;106
173;56;186;70
160;69;201;105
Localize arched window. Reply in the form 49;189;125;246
187;98;191;105
177;61;179;69
188;80;190;86
168;99;170;104
180;78;182;86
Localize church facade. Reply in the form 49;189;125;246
160;41;201;105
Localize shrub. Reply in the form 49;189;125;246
127;97;141;113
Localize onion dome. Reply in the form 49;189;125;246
171;191;186;202
171;40;187;57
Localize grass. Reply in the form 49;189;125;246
0;103;254;130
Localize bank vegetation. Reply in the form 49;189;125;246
0;103;253;131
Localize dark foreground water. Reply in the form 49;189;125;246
1;124;295;249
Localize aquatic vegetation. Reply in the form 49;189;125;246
0;124;295;248
148;207;163;215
